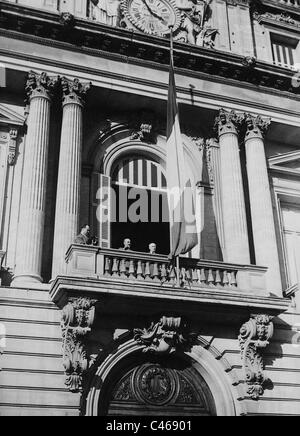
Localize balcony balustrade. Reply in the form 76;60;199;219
64;244;269;296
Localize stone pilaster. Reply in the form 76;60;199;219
12;72;57;284
244;114;282;295
215;109;250;264
206;138;225;258
51;78;91;279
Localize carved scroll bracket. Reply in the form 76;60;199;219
134;316;196;355
239;314;274;400
61;297;97;393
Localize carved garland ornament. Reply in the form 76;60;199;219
8;128;18;166
239;314;274;400
61;298;96;392
134;316;195;354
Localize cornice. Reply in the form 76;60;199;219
0;1;299;95
259;0;300;17
254;10;300;30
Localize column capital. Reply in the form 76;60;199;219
61;77;92;107
25;71;58;103
214;108;244;137
244;113;271;140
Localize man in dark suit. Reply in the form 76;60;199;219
74;224;91;245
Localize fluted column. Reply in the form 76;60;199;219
215;109;250;264
206;138;225;259
51;78;91;279
12;72;57;284
244;114;282;295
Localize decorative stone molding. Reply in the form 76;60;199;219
0;4;298;94
253;11;300;28
239;314;274;400
205;138;219;185
244;113;271;140
61;298;97;392
134;316;195;354
214;108;244;136
227;0;250;6
61;77;92;107
25;71;58;104
7;127;18;166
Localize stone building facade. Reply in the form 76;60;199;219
0;0;300;416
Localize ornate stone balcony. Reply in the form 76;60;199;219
64;244;267;293
49;245;289;316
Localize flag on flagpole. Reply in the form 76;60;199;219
166;32;198;258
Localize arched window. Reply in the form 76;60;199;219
110;156;170;254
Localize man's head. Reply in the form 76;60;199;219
149;243;157;254
81;224;90;237
123;238;131;250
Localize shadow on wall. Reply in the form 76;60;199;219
199;148;223;261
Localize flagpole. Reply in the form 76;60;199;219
168;25;180;288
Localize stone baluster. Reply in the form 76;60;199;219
12;72;58;284
244;114;282;295
215;109;250;264
52;78;91;279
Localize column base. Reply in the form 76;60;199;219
11;273;43;287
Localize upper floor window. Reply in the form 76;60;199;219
271;33;298;69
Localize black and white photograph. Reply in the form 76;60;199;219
0;0;300;419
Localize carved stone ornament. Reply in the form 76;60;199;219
174;0;218;49
244;113;271;140
7;127;18;166
242;56;257;69
130;111;157;143
61;77;92;106
25;71;58;104
253;11;300;28
134;316;195;354
239;314;274;400
61;297;96;392
214;108;244;136
59;12;75;27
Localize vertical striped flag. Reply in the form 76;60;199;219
166;32;198;258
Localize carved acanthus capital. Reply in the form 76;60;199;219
61;77;92;107
214;108;244;136
25;71;58;103
239;314;274;400
7;127;18;166
244;113;271;140
61;297;97;393
134;316;195;355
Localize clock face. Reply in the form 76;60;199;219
123;0;181;36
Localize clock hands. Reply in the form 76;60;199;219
141;0;166;23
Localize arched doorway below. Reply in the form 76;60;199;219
97;354;216;416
